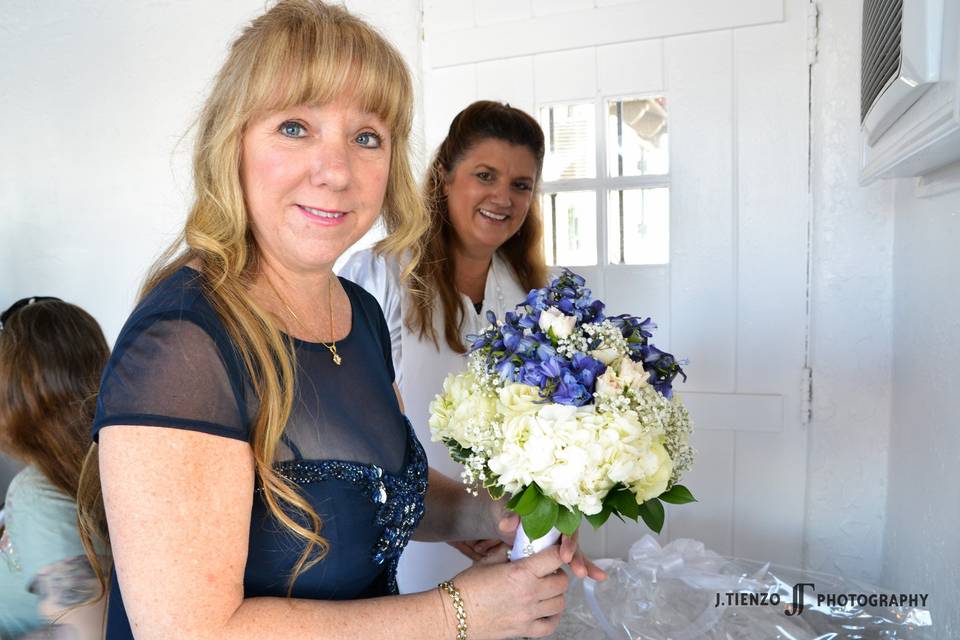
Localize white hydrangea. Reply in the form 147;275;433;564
428;371;500;455
430;337;693;512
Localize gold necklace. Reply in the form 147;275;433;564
266;274;343;366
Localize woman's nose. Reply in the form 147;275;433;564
489;182;512;207
309;140;351;191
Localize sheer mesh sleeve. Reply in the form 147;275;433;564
93;312;249;442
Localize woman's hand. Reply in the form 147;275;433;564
447;539;508;563
557;527;608;581
448;545;570;639
489;499;609;581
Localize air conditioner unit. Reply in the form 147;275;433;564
859;0;960;184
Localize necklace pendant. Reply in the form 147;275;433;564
332;350;342;366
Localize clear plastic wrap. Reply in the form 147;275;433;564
550;536;934;640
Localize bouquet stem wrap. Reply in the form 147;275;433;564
510;523;561;561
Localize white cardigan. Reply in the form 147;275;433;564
339;249;529;592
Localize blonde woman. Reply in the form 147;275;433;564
77;2;585;639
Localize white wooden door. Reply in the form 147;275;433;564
421;0;811;568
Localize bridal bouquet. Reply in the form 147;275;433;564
429;270;696;558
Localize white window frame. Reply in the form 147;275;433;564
538;93;671;267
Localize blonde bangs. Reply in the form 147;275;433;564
239;5;412;140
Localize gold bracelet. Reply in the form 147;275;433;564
438;580;468;640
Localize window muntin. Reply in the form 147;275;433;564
606;97;669;177
607;188;669;265
538;96;670;267
542;191;598;267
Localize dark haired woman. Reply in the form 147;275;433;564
0;298;108;638
342;100;605;590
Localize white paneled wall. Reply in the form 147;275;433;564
532;0;595;16
597;40;664;97
735;19;809;397
427;0;783;66
423;0;475;33
476;57;535;114
422;64;478;158
474;0;532;26
533;49;598;103
666;30;737;394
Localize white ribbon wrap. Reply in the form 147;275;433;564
509;522;561;561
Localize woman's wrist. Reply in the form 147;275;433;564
482;494;509;541
437;580;468;640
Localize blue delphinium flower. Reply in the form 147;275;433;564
467;268;686;401
641;345;688;398
552;372;591;406
521;269;606;326
571;352;605;388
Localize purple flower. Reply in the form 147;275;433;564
571;352;606;388
642;345;687;398
495;359;516;382
540;357;562;379
536;342;557;361
551;372;591;406
518;361;547;387
468;268;686;403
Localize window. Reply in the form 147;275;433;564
539;96;670;266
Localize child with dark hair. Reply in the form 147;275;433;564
0;297;108;639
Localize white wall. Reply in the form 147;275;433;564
805;0;895;583
0;0;420;345
883;179;960;637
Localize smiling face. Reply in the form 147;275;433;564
444;138;538;258
240;96;391;276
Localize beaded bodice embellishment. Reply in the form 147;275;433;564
268;420;428;594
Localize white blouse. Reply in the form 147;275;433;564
339;248;530;592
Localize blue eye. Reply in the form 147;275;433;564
279;121;306;138
356;131;382;148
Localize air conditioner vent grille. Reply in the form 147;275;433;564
861;0;903;123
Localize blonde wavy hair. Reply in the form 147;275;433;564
77;0;429;598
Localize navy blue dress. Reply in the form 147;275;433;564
92;266;428;639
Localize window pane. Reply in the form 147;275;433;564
542;191;597;266
606;97;669;177
539;103;596;181
607;188;669;265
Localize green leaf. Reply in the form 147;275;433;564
609;490;640;521
555;505;581;536
512;483;542;517
441;438;475;465
639;498;665;533
522;496;559;539
487;484;505;500
506;490;524;510
585;507;612;529
659;484;697;505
